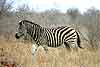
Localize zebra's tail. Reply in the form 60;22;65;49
76;31;83;49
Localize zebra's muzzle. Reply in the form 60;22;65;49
15;32;24;39
15;33;20;39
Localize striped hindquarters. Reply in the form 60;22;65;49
43;26;82;48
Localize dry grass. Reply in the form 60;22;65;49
0;38;100;67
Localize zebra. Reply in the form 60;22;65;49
15;20;83;55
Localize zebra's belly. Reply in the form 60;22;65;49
47;42;62;47
47;37;63;47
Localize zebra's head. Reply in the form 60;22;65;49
15;20;42;39
15;20;27;39
15;20;34;39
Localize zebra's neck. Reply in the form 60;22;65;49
27;25;44;42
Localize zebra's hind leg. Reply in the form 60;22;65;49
64;42;71;51
70;43;78;52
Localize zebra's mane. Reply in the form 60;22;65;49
23;20;36;24
19;20;41;27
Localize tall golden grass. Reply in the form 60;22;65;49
0;37;100;67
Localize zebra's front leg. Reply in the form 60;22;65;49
32;44;39;62
42;45;48;53
32;44;39;56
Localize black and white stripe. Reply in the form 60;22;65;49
15;20;82;55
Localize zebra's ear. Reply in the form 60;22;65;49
18;20;25;25
19;21;22;25
22;20;25;24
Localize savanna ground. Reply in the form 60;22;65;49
0;36;100;67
